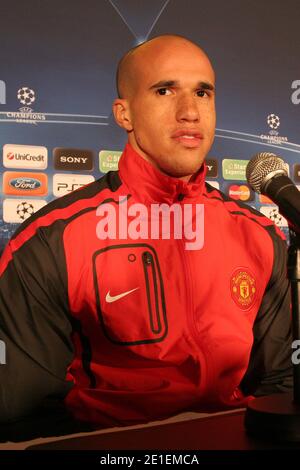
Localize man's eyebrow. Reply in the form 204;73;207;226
200;82;215;91
149;80;215;91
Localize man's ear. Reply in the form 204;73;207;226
112;99;133;132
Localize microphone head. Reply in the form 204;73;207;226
246;152;288;193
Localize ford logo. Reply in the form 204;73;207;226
9;178;42;190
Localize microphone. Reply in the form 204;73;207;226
246;152;300;234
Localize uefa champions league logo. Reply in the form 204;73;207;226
260;113;288;145
2;85;46;124
17;86;37;115
1;82;104;126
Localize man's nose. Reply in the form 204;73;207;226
175;94;200;122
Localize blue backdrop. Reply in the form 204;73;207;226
0;0;299;251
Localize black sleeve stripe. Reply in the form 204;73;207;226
11;171;122;241
240;225;292;396
0;172;124;277
204;184;285;241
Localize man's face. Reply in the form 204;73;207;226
114;38;216;180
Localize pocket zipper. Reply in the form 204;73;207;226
142;251;162;334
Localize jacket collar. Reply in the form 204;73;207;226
118;143;207;205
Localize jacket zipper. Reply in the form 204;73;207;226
177;235;209;397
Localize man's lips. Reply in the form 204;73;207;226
171;129;203;147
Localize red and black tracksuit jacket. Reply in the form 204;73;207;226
0;143;292;425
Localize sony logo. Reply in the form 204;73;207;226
60;156;88;163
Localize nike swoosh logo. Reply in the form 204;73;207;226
105;287;139;303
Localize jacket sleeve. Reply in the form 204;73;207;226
240;229;293;397
0;226;74;423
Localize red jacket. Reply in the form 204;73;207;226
0;144;292;425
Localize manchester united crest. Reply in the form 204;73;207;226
231;269;256;310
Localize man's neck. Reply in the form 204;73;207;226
127;140;198;183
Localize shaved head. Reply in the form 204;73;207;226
116;34;213;99
113;33;216;180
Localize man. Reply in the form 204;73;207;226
0;35;292;425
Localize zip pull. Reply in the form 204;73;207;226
142;251;153;265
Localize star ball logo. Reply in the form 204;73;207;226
16;201;35;220
17;87;36;106
3;198;47;223
260;206;288;227
267;113;280;130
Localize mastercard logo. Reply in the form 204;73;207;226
228;185;253;201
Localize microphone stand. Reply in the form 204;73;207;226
244;228;300;441
290;230;300;403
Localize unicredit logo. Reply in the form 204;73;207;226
3;144;48;170
9;178;41;190
7;153;44;161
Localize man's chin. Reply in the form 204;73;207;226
159;165;202;181
164;160;205;179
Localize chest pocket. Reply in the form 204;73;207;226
92;243;168;345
